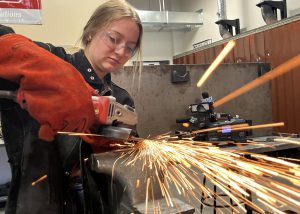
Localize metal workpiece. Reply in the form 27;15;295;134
88;151;195;213
134;198;195;214
88;151;162;208
226;136;300;154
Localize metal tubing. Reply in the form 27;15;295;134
217;0;227;20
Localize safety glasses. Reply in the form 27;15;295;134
100;30;137;58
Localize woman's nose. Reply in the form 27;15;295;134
114;45;126;56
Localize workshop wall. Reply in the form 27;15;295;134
173;17;300;135
112;63;272;138
8;0;105;46
172;0;247;54
5;0;300;61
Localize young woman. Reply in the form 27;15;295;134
0;0;143;213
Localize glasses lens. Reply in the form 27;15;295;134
102;30;137;57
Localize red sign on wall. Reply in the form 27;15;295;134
0;0;42;24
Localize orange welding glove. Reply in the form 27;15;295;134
0;34;96;141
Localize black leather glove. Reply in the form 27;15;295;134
0;24;15;36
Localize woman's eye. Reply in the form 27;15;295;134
126;46;135;54
108;35;117;44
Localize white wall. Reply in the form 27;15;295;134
127;0;174;63
173;0;300;55
141;31;173;62
8;0;105;46
244;0;300;30
173;0;254;55
8;0;175;63
3;0;300;61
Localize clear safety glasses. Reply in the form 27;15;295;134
100;30;137;58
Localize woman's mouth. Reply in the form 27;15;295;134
107;57;120;65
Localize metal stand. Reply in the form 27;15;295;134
200;175;253;214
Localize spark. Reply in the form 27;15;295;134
197;40;236;88
274;138;300;145
214;54;300;107
32;174;47;186
57;131;104;137
114;134;300;213
220;122;284;132
192;123;249;134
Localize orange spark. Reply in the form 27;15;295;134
57;131;103;137
197;40;236;88
32;174;47;186
192;123;249;134
217;122;284;132
214;54;300;107
274;138;300;145
182;123;190;128
117;133;300;213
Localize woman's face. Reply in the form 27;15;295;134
85;17;140;78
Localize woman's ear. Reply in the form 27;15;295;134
87;35;92;42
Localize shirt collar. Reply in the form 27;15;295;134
72;50;113;96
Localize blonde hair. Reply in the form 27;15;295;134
81;0;143;73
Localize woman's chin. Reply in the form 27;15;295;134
103;64;121;73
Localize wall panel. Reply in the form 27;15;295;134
173;19;300;134
113;64;272;137
194;51;206;64
203;48;215;64
187;53;195;64
173;58;180;64
234;37;251;63
214;44;224;64
249;32;265;63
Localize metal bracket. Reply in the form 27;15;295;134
215;19;241;36
171;65;190;84
256;0;287;20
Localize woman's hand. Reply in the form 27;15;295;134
0;34;97;141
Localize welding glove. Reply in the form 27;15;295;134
0;34;96;141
